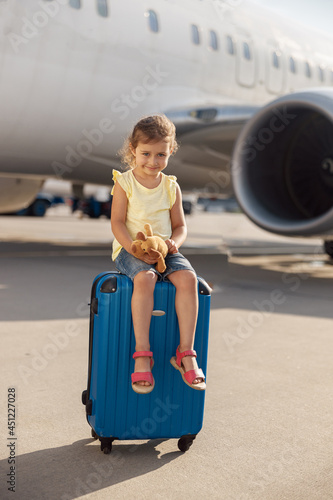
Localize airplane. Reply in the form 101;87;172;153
1;0;333;255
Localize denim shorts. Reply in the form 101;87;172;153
115;248;196;281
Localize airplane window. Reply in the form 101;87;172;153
97;0;108;17
69;0;81;8
191;24;200;45
318;66;325;82
226;35;235;55
145;10;159;33
209;30;219;51
289;57;296;74
305;61;312;78
243;42;251;60
272;51;280;69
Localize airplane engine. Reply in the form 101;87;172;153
0;177;44;213
232;89;333;239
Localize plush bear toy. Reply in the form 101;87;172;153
131;223;168;273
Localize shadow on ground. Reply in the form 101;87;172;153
2;437;181;499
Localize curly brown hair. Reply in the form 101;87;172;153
119;114;179;168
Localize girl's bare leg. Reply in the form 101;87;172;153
132;270;157;386
167;270;203;384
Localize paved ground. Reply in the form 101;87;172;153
0;210;333;499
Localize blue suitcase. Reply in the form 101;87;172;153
82;271;211;453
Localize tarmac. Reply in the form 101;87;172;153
1;207;333;500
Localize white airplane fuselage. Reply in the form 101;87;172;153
1;0;333;218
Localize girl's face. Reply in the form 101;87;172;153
130;139;173;176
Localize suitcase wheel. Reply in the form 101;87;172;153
91;429;98;440
100;437;114;454
178;434;196;452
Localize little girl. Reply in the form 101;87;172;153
111;115;206;394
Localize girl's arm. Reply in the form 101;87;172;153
166;184;187;254
111;182;158;263
110;182;133;254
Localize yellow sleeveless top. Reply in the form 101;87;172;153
111;169;178;261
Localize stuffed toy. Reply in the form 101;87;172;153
131;223;168;273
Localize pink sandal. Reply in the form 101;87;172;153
131;351;155;394
170;346;206;391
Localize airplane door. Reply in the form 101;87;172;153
265;43;285;94
236;36;256;88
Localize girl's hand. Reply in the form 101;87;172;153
141;254;159;265
165;239;178;254
130;247;159;264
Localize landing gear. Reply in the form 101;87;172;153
324;241;333;259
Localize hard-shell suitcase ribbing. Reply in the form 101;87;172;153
82;271;211;453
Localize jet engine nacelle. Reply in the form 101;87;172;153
0;177;44;213
232;89;333;238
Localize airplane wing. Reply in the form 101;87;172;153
165;105;259;193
